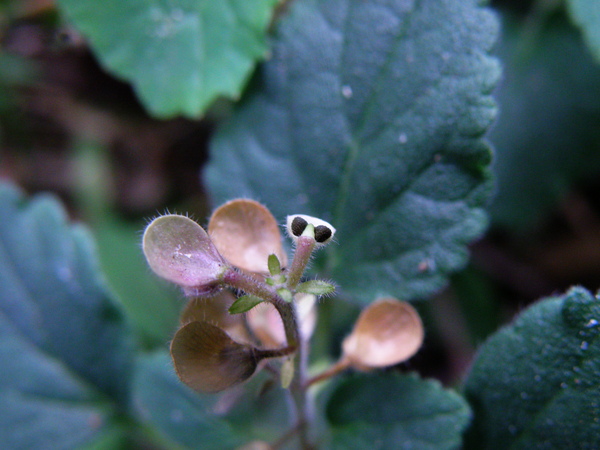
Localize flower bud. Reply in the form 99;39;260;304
342;298;423;370
143;214;229;292
286;214;336;246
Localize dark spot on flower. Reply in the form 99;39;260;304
314;225;332;243
291;216;308;237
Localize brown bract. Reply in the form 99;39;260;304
208;199;287;274
170;321;259;393
342;298;424;370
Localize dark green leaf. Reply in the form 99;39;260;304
489;14;600;230
464;286;600;449
296;279;335;296
206;0;500;303
55;0;279;118
568;0;600;62
0;183;134;447
131;351;243;449
326;372;471;449
228;294;265;314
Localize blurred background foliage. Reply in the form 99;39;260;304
1;0;600;424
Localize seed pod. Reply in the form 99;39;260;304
342;298;423;370
208;199;287;274
143;214;228;292
170;321;260;393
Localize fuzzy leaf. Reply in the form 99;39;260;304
464;286;600;449
296;280;335;296
568;0;600;62
55;0;279;118
0;183;134;448
206;0;500;303
326;373;471;449
229;294;265;314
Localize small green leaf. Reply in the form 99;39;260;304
296;280;335;296
55;0;279;118
326;373;471;449
268;253;282;276
278;288;293;303
132;351;243;449
0;183;134;447
568;0;600;62
206;0;500;303
464;286;600;449
228;295;264;314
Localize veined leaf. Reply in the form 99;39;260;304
464;286;600;449
326;373;471;449
0;183;134;447
55;0;280;118
206;0;500;303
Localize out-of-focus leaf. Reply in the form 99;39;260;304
0;183;134;448
464;286;600;449
568;0;600;62
55;0;279;118
489;14;600;230
326;373;471;449
131;351;243;450
94;216;181;348
206;0;500;304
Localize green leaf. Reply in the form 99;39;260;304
464;286;600;449
228;294;264;314
568;0;600;62
296;279;335;296
205;0;500;304
268;253;281;276
131;351;243;449
55;0;279;118
0;183;134;448
326;373;471;449
489;14;600;230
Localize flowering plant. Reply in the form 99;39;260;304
143;199;423;447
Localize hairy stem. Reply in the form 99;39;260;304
287;236;316;289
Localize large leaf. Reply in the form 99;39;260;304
55;0;280;118
94;216;181;348
131;351;243;449
0;183;135;447
568;0;600;62
325;373;471;449
205;0;500;304
464;286;600;449
489;14;600;230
